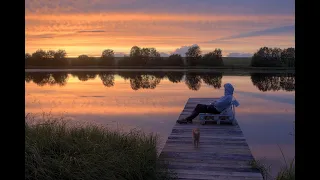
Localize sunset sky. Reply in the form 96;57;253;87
25;0;295;57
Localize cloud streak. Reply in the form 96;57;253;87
218;25;294;40
203;25;294;43
25;0;295;57
25;0;294;16
77;30;106;33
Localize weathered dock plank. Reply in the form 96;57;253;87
158;98;263;180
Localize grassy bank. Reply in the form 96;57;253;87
25;119;176;180
250;158;295;180
250;130;295;180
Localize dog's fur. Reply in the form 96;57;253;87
192;128;200;148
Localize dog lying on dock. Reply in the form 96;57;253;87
192;128;200;148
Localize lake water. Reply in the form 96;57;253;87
25;70;295;177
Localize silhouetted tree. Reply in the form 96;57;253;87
25;53;31;66
53;49;68;66
32;49;47;59
166;71;184;83
186;45;202;66
100;49;115;66
73;55;97;66
281;48;295;67
166;54;184;66
98;72;115;87
201;49;224;66
251;47;283;67
31;49;47;66
127;46;163;66
130;46;142;57
25;53;31;60
129;46;144;65
28;49;68;67
185;72;202;90
200;73;223;88
46;50;55;60
143;48;161;65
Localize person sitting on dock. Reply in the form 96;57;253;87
176;83;234;124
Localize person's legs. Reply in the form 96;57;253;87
185;104;208;121
177;104;208;123
207;105;221;114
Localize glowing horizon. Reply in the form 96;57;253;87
25;0;295;57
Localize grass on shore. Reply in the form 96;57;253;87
249;147;295;180
249;158;273;180
25;117;177;180
250;121;295;180
275;144;295;180
250;158;295;180
275;158;295;180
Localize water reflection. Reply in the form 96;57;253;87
166;72;184;83
99;72;115;87
25;71;295;177
117;72;162;90
25;72;69;86
199;73;222;89
251;73;295;92
185;72;202;91
72;71;97;81
25;71;295;92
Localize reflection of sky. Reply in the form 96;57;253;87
25;74;295;176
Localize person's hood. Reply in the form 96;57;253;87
224;83;234;96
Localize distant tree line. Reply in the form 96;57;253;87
251;47;295;67
25;71;294;92
25;46;223;67
25;49;68;67
25;46;294;68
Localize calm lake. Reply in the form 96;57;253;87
25;70;295;177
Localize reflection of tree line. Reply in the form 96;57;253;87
25;71;222;91
25;72;295;92
25;72;115;88
250;73;295;92
25;72;69;86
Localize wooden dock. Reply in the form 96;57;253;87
158;98;263;180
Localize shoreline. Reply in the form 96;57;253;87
25;66;295;73
25;66;295;70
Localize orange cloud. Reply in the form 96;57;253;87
25;13;294;22
25;12;295;56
